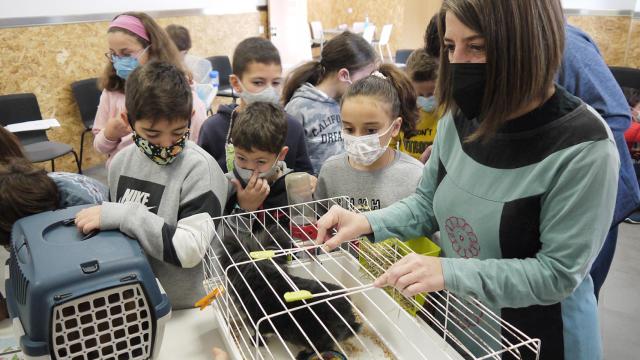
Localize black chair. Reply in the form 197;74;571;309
395;49;414;64
207;55;238;104
609;66;640;90
71;78;102;173
0;93;80;173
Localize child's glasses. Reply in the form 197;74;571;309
104;47;149;63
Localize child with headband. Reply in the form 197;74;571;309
93;12;207;167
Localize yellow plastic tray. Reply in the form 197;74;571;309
359;236;441;316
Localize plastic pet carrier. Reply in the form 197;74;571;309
5;205;172;359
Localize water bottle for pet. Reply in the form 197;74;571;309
195;70;219;110
285;173;317;242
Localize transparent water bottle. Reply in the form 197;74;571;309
285;173;317;242
209;70;219;101
196;71;219;110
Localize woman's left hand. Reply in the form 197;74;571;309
374;253;445;296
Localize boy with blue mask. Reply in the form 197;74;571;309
224;102;296;216
75;61;227;309
198;37;312;174
397;49;441;163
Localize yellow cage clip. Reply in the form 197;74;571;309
194;287;224;310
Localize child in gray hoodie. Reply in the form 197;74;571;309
283;31;378;175
75;61;227;309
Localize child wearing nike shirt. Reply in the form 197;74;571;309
75;61;227;309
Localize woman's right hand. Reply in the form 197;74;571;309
103;113;131;141
316;205;372;250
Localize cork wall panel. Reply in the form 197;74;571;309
625;19;640;69
308;0;405;55
566;15;631;66
0;12;263;172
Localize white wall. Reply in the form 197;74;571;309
0;0;259;19
562;0;636;11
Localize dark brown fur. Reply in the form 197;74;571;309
218;224;360;358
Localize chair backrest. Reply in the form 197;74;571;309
310;21;323;40
395;49;414;64
0;93;47;145
71;78;101;130
352;22;365;33
609;66;640;90
379;24;393;45
362;25;376;44
207;56;233;87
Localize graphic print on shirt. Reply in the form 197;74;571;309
115;175;165;214
444;216;480;258
401;128;434;155
349;197;382;212
307;114;343;145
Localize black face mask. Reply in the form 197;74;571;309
451;63;487;120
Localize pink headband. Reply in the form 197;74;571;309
109;15;150;42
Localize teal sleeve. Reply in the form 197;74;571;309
442;139;619;308
363;121;444;242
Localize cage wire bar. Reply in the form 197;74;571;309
200;197;541;360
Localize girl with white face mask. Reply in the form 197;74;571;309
314;64;423;212
283;31;378;176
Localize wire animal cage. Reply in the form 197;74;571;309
6;205;171;360
201;197;541;360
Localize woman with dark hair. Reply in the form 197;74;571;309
316;0;617;358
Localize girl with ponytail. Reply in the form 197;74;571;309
283;31;377;175
314;64;423;211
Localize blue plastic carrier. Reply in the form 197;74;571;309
5;205;171;359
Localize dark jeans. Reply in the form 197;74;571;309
590;226;619;300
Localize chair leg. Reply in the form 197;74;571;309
79;130;87;174
378;44;384;62
71;150;82;174
51;159;55;172
386;44;392;64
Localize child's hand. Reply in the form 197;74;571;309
104;112;132;141
75;206;102;234
211;347;228;360
232;172;270;212
419;145;433;164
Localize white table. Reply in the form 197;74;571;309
157;307;227;360
0;307;228;360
